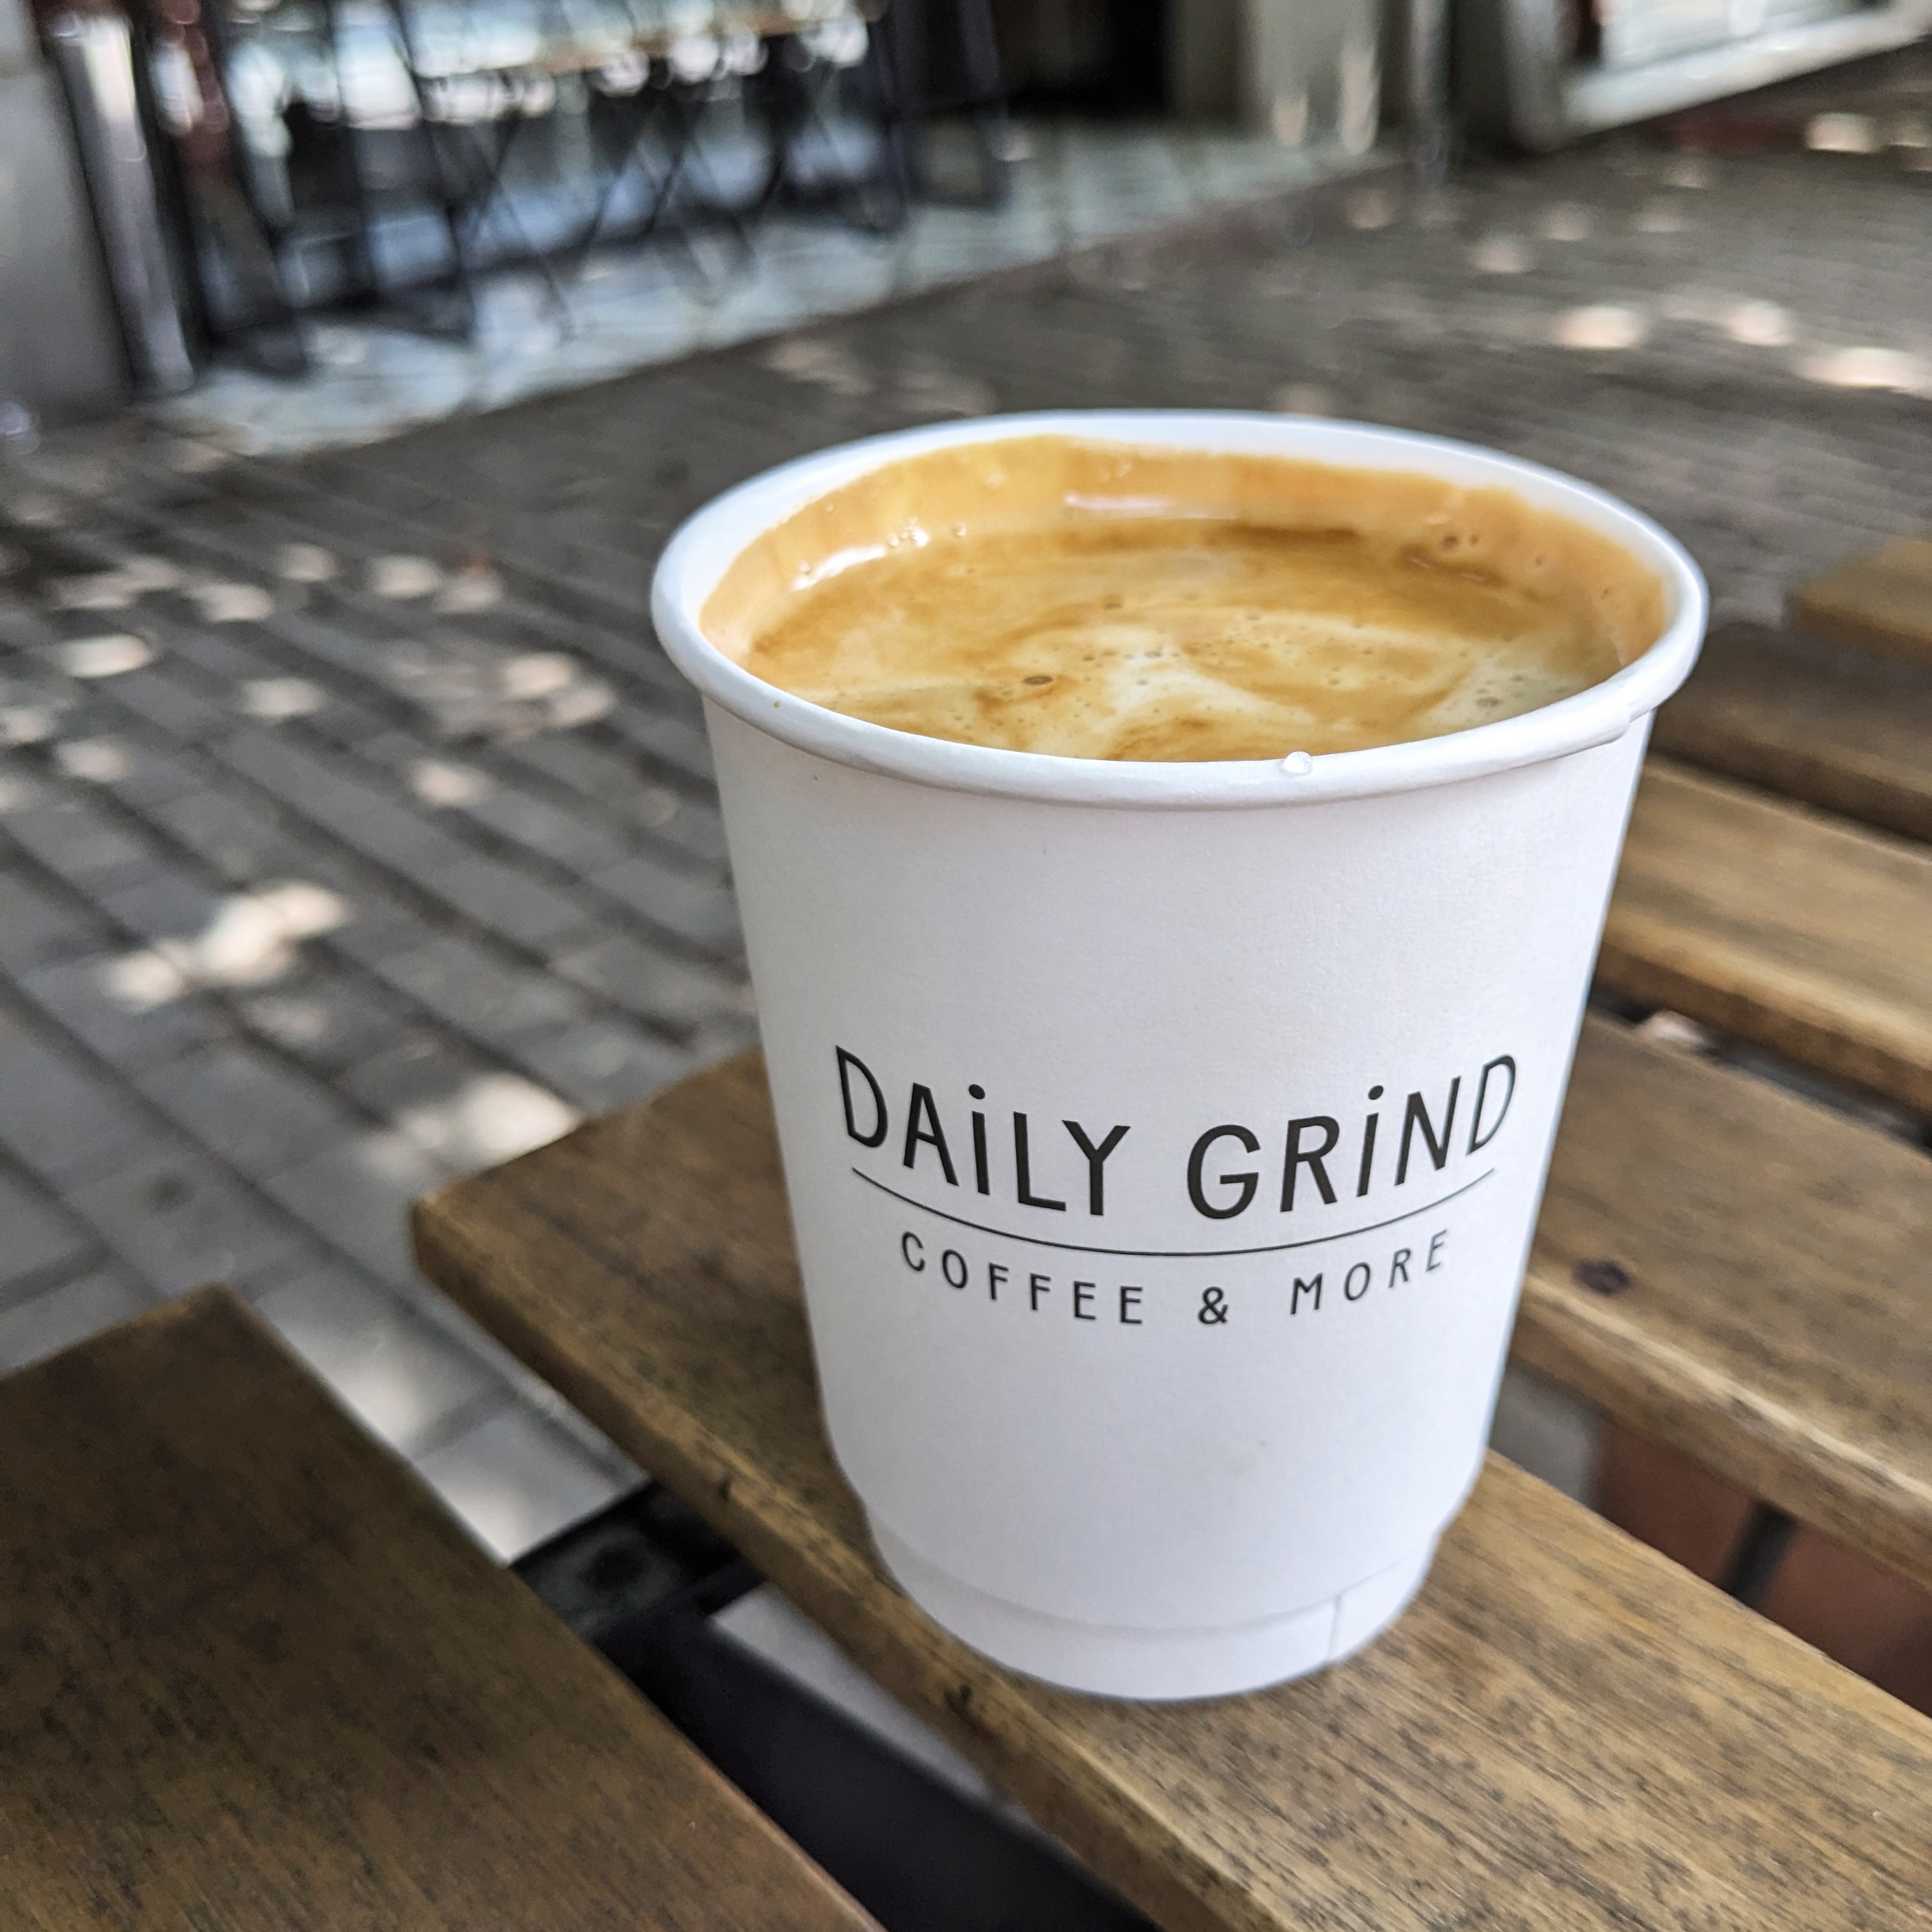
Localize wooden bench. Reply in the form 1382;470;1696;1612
1581;568;1932;1119
406;577;1932;1928
415;1059;1932;1932
1650;620;1932;844
1792;534;1932;667
0;1289;878;1932
1528;1013;1932;1593
1602;756;1932;1114
1577;601;1932;1648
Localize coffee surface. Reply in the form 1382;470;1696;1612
703;438;1666;762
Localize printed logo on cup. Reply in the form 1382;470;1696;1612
833;1043;1517;1332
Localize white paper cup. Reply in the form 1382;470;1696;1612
652;411;1705;1699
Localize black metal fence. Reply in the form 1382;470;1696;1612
60;0;1012;378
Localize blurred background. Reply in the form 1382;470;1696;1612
10;0;1932;445
3;0;1930;1745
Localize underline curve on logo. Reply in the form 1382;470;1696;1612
848;1167;1497;1260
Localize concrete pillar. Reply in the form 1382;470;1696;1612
1167;0;1241;119
1170;0;1384;152
0;0;130;422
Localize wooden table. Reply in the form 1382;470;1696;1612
0;1289;878;1932
410;573;1932;1930
415;1068;1932;1928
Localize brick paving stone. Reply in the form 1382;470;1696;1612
258;850;437;954
295;725;654;905
468;597;693;703
0;1268;157;1375
146;620;272;683
0;1162;104;1307
317;725;425;774
413;1403;631;1563
253;1264;503;1457
497;735;730;864
314;895;448;970
369;1262;641;1475
603;705;716;785
425;855;597;951
65;1143;316;1297
448;779;637;876
213;726;602;951
60;737;203;809
505;1016;698;1116
259;1129;451;1292
96;864;227;944
233;965;423;1075
336;1031;505;1123
13;955;231;1070
585;850;742;954
0;868;112;974
371;933;590;1043
0;1011;170;1186
548;931;751;1037
408;765;633;873
89;667;230;742
383;1068;580;1171
144;785;298;883
0;792;157;894
131;1038;365;1176
222;726;465;874
0;602;66;657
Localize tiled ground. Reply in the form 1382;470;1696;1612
276;98;1932;632
4;51;1931;1574
0;477;749;1543
160;118;1381;458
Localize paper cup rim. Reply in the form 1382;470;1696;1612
650;410;1708;809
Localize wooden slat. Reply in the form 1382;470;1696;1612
0;1289;877;1932
413;1057;1932;1932
1602;758;1932;1114
1525;1013;1932;1592
1650;622;1932;844
1792;534;1932;666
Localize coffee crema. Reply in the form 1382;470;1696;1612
702;437;1667;762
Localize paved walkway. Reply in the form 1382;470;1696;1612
3;64;1931;1563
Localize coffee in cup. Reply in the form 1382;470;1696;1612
702;437;1664;763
